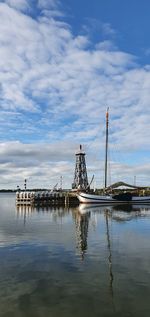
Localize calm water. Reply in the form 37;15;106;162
0;194;150;317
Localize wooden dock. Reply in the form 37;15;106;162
16;191;79;207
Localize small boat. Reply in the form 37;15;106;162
78;109;150;204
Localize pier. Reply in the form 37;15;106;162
16;191;79;207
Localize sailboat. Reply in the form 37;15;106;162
78;109;150;204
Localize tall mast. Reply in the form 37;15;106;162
105;108;109;188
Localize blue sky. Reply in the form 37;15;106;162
63;0;150;61
0;0;150;189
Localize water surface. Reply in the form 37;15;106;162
0;193;150;316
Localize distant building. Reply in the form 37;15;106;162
106;181;146;192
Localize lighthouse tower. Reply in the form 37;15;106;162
72;145;89;190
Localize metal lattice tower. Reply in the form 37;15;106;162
72;145;89;190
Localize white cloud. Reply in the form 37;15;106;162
0;140;149;189
0;141;76;188
5;0;30;12
95;40;117;51
37;0;64;17
0;1;150;188
38;0;60;10
82;18;117;39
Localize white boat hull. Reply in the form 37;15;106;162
78;192;150;204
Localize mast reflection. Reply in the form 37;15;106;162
105;209;114;297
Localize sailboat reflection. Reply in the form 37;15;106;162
78;204;115;299
78;203;150;220
78;202;150;308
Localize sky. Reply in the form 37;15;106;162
0;0;150;189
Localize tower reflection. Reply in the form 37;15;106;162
74;210;90;259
